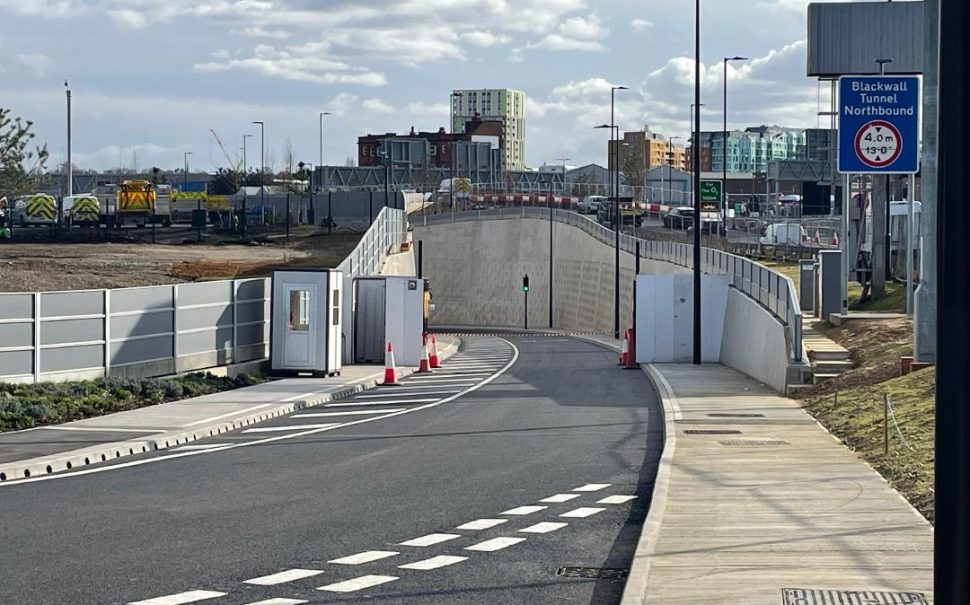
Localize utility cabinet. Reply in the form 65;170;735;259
270;268;342;376
353;276;425;367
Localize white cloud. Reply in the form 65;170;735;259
231;26;290;39
405;102;449;117
0;0;85;18
363;98;396;114
195;55;388;86
17;53;56;78
531;34;604;52
529;13;608;52
461;30;511;47
210;48;231;59
108;8;148;28
630;18;653;31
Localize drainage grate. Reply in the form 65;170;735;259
557;567;629;580
708;413;765;418
683;429;742;435
720;439;789;447
782;589;928;604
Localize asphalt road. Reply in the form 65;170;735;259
0;336;662;605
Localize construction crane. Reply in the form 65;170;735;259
209;129;242;171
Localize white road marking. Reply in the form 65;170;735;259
354;390;458;399
573;483;612;492
129;590;227;605
242;423;340;434
560;507;607;518
280;374;377;403
1;340;519;486
326;398;439;407
456;518;508;531
184;404;274;426
293;409;405;418
398;555;468;570
398;378;480;385
171;444;231;452
465;537;526;552
316;575;398;593
46;426;165;434
519;522;569;534
242;599;308;605
374;383;474;390
500;505;547;515
598;495;637;504
540;494;581;503
244;568;324;585
399;533;461;547
329;550;399;565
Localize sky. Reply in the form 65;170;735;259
0;0;841;173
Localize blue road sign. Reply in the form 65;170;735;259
838;76;921;174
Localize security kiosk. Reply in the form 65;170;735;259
353;276;425;367
270;268;342;376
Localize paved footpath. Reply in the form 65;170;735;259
622;363;934;605
0;338;458;482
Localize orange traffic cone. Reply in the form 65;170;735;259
382;342;398;385
624;329;638;369
429;335;442;368
619;335;629;366
418;335;432;373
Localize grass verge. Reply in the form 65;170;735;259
760;259;906;313
0;373;268;432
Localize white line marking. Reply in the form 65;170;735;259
242;599;308;605
500;505;547;515
293;409;405;418
399;533;461;547
244;568;324;585
519;522;568;534
560;507;607;518
540;494;581;503
171;444;229;452
129;590;227;605
573;483;611;492
375;383;475;390
397;378;480;385
326;398;439;407
398;555;467;570
598;495;637;504
45;426;165;434
316;575;398;593
184;404;274;426
242;423;340;434
329;550;399;565
1;341;518;486
354;390;458;399
456;518;508;531
465;537;526;552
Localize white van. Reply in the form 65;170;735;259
760;223;808;247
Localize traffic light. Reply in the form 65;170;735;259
522;274;530;292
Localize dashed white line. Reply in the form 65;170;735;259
456;518;508;531
465;537;526;552
317;575;399;593
129;590;227;605
293;409;405;418
500;505;547;516
329;550;399;565
560;507;607;518
540;494;581;503
242;599;308;605
171;444;231;452
519;522;569;534
598;495;637;504
373;383;472;390
244;568;324;585
242;423;340;434
573;483;612;492
398;555;468;570
355;390;458;399
326;398;439;407
399;533;462;547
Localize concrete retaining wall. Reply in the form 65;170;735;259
719;288;789;392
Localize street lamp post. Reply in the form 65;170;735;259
319;111;331;192
692;0;702;365
611;85;628;339
241;133;253;238
253;121;265;230
450;92;462;211
65;81;72;199
723;56;748;225
184;151;200;242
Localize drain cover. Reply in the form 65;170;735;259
683;429;742;435
557;567;628;580
708;413;766;418
782;589;927;604
720;439;789;446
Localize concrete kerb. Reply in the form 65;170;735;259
0;337;460;483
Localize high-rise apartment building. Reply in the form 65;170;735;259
702;126;807;173
451;89;526;171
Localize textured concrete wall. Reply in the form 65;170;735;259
415;219;688;332
719;288;789;392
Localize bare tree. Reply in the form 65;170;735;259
283;138;295;175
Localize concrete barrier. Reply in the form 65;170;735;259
719;288;789;392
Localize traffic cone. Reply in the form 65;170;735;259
619;335;629;366
381;342;398;385
624;329;638;369
429;335;442;368
418;335;432;373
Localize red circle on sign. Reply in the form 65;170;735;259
854;120;903;168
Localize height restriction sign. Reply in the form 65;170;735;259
838;76;920;174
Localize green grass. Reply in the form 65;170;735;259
761;260;906;313
0;373;268;432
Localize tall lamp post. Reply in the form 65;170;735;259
241;133;253;238
596;121;622;339
65;81;72;199
318;111;331;192
450;92;463;211
723;56;748;223
692;0;702;365
252;121;265;230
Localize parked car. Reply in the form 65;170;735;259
662;206;695;229
578;195;607;214
760;222;809;247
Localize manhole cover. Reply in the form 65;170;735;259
557;567;628;580
720;439;789;446
683;429;742;435
782;589;927;604
708;413;766;418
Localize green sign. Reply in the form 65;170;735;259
699;180;723;212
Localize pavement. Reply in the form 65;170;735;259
0;335;664;605
0;337;459;483
622;363;934;605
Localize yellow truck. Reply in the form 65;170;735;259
116;180;172;227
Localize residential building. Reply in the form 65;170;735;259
451;89;526;171
609;127;687;174
702;126;807;174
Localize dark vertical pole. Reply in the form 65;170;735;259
692;0;703;365
634;240;641;324
524;289;529;331
285;193;290;246
884;173;892;280
723;58;728;225
327;191;333;235
417;240;423;278
369;191;374;225
549;187;554;329
937;0;970;600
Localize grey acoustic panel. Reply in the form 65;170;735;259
235;324;267;347
179;328;234;356
236;278;269;302
111;285;174;314
178;305;233;333
235;300;267;324
178;281;232;307
110;312;174;340
0;323;32;348
41;290;103;318
0;294;33;320
111;335;173;366
41;344;103;373
41;318;103;346
0;350;32;376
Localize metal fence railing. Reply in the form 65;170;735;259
419;207;803;363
